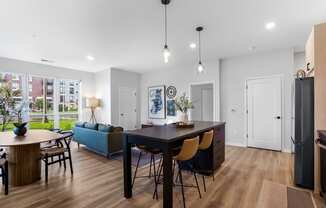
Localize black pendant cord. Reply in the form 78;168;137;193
164;4;168;47
198;31;201;64
196;26;204;65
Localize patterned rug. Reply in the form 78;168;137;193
111;148;161;167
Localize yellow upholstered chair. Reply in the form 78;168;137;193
174;136;201;208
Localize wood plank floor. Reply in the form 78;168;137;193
0;144;324;208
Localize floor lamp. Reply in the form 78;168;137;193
86;97;100;123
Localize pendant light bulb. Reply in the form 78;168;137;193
196;26;205;74
198;61;204;73
163;45;170;63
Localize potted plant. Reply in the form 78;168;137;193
13;101;28;136
174;93;194;123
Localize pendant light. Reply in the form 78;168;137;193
196;26;204;73
162;0;171;63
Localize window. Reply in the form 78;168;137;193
58;79;80;130
0;73;81;131
69;87;74;94
0;72;24;131
28;76;54;130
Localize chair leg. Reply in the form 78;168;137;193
152;155;159;200
178;168;186;208
68;150;73;174
153;155;163;199
132;151;142;188
175;161;180;184
4;162;8;195
149;154;152;178
45;156;49;183
212;172;215;181
172;160;176;179
58;155;62;166
202;175;207;192
157;156;163;182
193;172;202;198
62;153;67;170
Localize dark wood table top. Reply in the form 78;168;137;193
125;121;225;143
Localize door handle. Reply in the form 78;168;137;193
120;113;124;116
274;116;281;119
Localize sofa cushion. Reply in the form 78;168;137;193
75;122;86;128
98;124;113;133
84;122;98;130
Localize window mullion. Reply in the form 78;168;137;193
53;79;59;129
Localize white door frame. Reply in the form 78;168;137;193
244;74;285;151
118;87;137;129
189;81;217;121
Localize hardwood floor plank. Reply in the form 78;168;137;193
0;144;324;208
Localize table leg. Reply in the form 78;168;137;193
123;135;132;198
7;144;41;186
163;147;173;208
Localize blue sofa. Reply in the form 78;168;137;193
73;122;124;158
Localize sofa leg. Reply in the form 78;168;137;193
77;143;80;149
107;154;112;159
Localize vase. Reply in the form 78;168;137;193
179;112;189;123
13;122;28;136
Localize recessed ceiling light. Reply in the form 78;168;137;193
86;55;95;61
41;59;54;63
265;22;276;30
189;43;196;49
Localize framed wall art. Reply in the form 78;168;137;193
148;85;166;119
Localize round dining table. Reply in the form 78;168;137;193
0;130;62;186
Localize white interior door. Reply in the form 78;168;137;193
119;87;137;130
201;88;213;121
247;76;282;151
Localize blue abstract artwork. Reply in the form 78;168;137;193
166;99;176;116
148;86;166;119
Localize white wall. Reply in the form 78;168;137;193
94;68;141;127
95;69;111;124
220;49;296;152
140;61;220;124
0;56;95;121
294;52;306;72
110;68;141;127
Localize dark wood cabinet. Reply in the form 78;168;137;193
180;123;225;175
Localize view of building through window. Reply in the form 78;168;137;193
0;72;80;131
28;76;55;130
58;79;79;130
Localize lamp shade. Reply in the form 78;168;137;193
86;97;100;108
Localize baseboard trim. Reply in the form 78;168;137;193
282;149;293;153
226;142;246;147
226;143;293;153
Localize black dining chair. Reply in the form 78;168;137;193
0;148;8;195
132;144;162;200
40;131;74;183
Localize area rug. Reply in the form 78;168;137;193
257;180;316;208
111;148;161;167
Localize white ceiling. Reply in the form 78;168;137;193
0;0;326;73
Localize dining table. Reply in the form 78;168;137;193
123;121;225;208
0;129;62;186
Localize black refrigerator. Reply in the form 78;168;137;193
293;77;314;189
